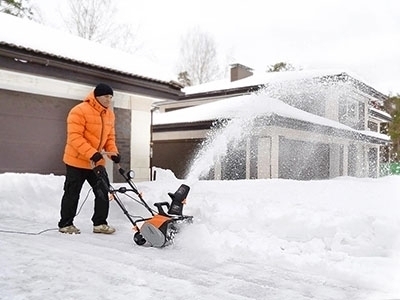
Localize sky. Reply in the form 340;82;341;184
29;0;400;96
1;169;400;299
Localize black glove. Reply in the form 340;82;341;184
90;152;103;163
111;153;121;163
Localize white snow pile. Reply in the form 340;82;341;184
1;169;400;300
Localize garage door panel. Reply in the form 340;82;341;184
0;140;65;173
0;118;66;142
278;137;330;180
0;89;76;175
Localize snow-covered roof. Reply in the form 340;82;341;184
0;13;177;84
182;69;340;94
153;93;390;142
183;69;387;101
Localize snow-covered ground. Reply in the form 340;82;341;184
1;169;400;300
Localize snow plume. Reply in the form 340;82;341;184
186;77;371;181
186;106;258;182
261;73;355;101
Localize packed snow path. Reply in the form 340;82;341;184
1;171;400;299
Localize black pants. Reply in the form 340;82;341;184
58;164;110;228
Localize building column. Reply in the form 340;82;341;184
214;158;222;180
329;144;340;178
342;144;348;176
130;96;154;181
245;138;251;179
270;134;280;179
257;137;272;179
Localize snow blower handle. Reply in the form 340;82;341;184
101;152;154;215
118;166;155;216
117;167;140;195
100;151;120;163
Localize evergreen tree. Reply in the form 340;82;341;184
267;62;296;72
0;0;33;19
384;95;400;161
177;26;222;85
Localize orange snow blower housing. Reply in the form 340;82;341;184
133;184;191;247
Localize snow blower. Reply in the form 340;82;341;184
93;165;193;247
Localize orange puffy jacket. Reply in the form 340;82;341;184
63;91;119;169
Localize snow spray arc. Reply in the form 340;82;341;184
186;78;360;181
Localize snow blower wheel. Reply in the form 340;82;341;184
133;232;146;246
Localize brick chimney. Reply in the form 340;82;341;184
230;63;253;82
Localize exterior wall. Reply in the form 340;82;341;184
276;84;370;132
0;69;90;100
113;107;131;183
325;94;339;122
154;123;382;181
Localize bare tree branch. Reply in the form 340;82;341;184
178;27;222;85
63;0;140;53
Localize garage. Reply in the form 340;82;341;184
0;89;76;175
279;137;330;180
152;139;203;179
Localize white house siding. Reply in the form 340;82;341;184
0;69;90;100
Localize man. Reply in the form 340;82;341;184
58;83;121;234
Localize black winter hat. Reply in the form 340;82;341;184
94;83;114;97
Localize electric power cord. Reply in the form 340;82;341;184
0;188;92;236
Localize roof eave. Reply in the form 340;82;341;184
0;43;184;99
180;72;388;102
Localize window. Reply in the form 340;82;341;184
368;121;378;132
339;97;362;129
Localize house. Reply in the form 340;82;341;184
151;64;391;180
0;13;183;182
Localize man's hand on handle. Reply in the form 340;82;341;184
90;152;103;164
111;153;121;163
90;151;121;167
